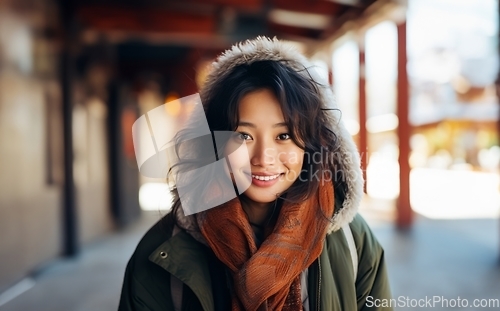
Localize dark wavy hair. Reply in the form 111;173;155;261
203;60;343;202
163;59;346;229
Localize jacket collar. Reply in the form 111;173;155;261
148;230;214;311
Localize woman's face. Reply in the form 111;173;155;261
228;88;304;204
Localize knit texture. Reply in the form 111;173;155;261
196;180;334;311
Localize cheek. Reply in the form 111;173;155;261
225;142;252;192
227;147;249;169
279;148;304;170
224;139;249;170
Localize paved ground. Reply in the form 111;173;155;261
370;216;500;310
0;211;162;311
1;208;499;311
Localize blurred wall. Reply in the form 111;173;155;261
0;1;113;292
73;97;113;243
0;2;63;292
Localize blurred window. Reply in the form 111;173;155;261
332;37;360;137
407;0;500;219
365;21;399;200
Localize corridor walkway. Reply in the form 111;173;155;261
1;209;499;311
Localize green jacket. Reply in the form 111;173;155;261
118;213;392;311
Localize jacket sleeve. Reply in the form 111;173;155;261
350;214;394;311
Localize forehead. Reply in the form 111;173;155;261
238;89;284;123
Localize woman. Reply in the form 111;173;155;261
119;37;393;311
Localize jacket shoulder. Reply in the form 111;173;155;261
118;216;176;311
135;216;174;260
348;214;383;254
325;213;382;256
324;213;392;310
349;214;393;310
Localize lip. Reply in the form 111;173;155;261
245;172;284;188
250;172;283;176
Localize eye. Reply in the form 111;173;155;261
277;133;291;140
234;132;252;141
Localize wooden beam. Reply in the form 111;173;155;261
328;0;364;7
77;6;216;34
396;21;412;229
268;22;323;40
320;7;363;39
186;0;263;12
271;0;341;15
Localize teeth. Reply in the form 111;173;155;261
251;174;281;181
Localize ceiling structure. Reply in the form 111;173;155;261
75;0;381;48
71;0;401;94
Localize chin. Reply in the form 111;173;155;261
241;191;278;204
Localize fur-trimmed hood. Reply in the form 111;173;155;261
174;36;364;240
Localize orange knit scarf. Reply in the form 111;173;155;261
196;180;334;311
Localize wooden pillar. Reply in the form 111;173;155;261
396;21;412;228
59;0;79;255
495;0;500;264
358;38;368;193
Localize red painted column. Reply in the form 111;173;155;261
396;21;413;228
328;63;334;87
496;0;500;264
358;38;368;194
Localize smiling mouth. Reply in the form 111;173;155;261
251;173;282;181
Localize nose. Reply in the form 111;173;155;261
250;137;277;168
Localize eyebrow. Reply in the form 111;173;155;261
238;121;288;128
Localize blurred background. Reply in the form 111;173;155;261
0;0;499;310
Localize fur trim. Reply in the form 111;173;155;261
176;36;363;236
173;200;207;246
